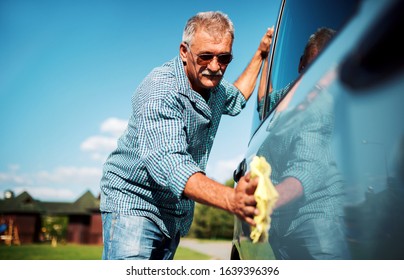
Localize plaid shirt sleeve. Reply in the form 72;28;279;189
138;95;203;199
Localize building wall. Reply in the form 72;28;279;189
89;213;102;245
1;214;41;244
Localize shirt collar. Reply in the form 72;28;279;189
173;55;213;119
173;56;221;102
174;55;192;95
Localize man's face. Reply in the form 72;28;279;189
180;29;233;94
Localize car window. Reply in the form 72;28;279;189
251;0;358;134
235;0;404;261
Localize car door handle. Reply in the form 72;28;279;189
233;158;247;183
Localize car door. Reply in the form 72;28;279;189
231;0;404;260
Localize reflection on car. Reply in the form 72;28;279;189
231;0;404;260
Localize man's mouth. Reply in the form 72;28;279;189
201;69;223;77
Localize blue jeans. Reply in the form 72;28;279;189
101;212;180;260
269;217;351;260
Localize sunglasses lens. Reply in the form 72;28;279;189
197;54;214;65
195;53;233;65
218;54;232;64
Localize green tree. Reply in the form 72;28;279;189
41;216;68;244
187;177;235;239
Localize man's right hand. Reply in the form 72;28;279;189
258;26;274;58
232;172;259;226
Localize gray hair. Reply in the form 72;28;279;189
182;11;234;45
305;27;336;55
299;27;336;73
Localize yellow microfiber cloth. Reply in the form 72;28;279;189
249;156;279;243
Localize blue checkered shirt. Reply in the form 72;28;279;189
258;90;345;236
100;55;246;238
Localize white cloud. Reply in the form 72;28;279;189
0;117;127;202
0;173;27;185
8;164;21;172
81;117;127;163
0;165;31;185
36;166;102;186
206;154;243;184
100;117;128;137
88;152;109;162
12;186;76;201
80;135;117;152
0;166;102;201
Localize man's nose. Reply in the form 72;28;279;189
207;57;221;72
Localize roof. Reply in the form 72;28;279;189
0;190;100;216
0;191;45;214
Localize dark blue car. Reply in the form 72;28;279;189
231;0;404;260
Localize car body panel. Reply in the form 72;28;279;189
232;0;404;260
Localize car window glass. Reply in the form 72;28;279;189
251;0;358;134
238;0;404;261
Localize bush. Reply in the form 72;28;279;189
187;178;235;240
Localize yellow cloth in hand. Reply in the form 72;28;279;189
249;156;279;243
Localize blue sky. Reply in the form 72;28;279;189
0;0;280;202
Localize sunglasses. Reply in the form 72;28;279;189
185;43;233;65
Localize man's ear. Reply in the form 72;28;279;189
298;55;304;74
180;42;188;64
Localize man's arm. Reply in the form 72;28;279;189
273;177;304;209
234;27;274;100
183;172;259;226
257;52;270;103
273;101;335;209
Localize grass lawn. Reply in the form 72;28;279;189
0;244;211;260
